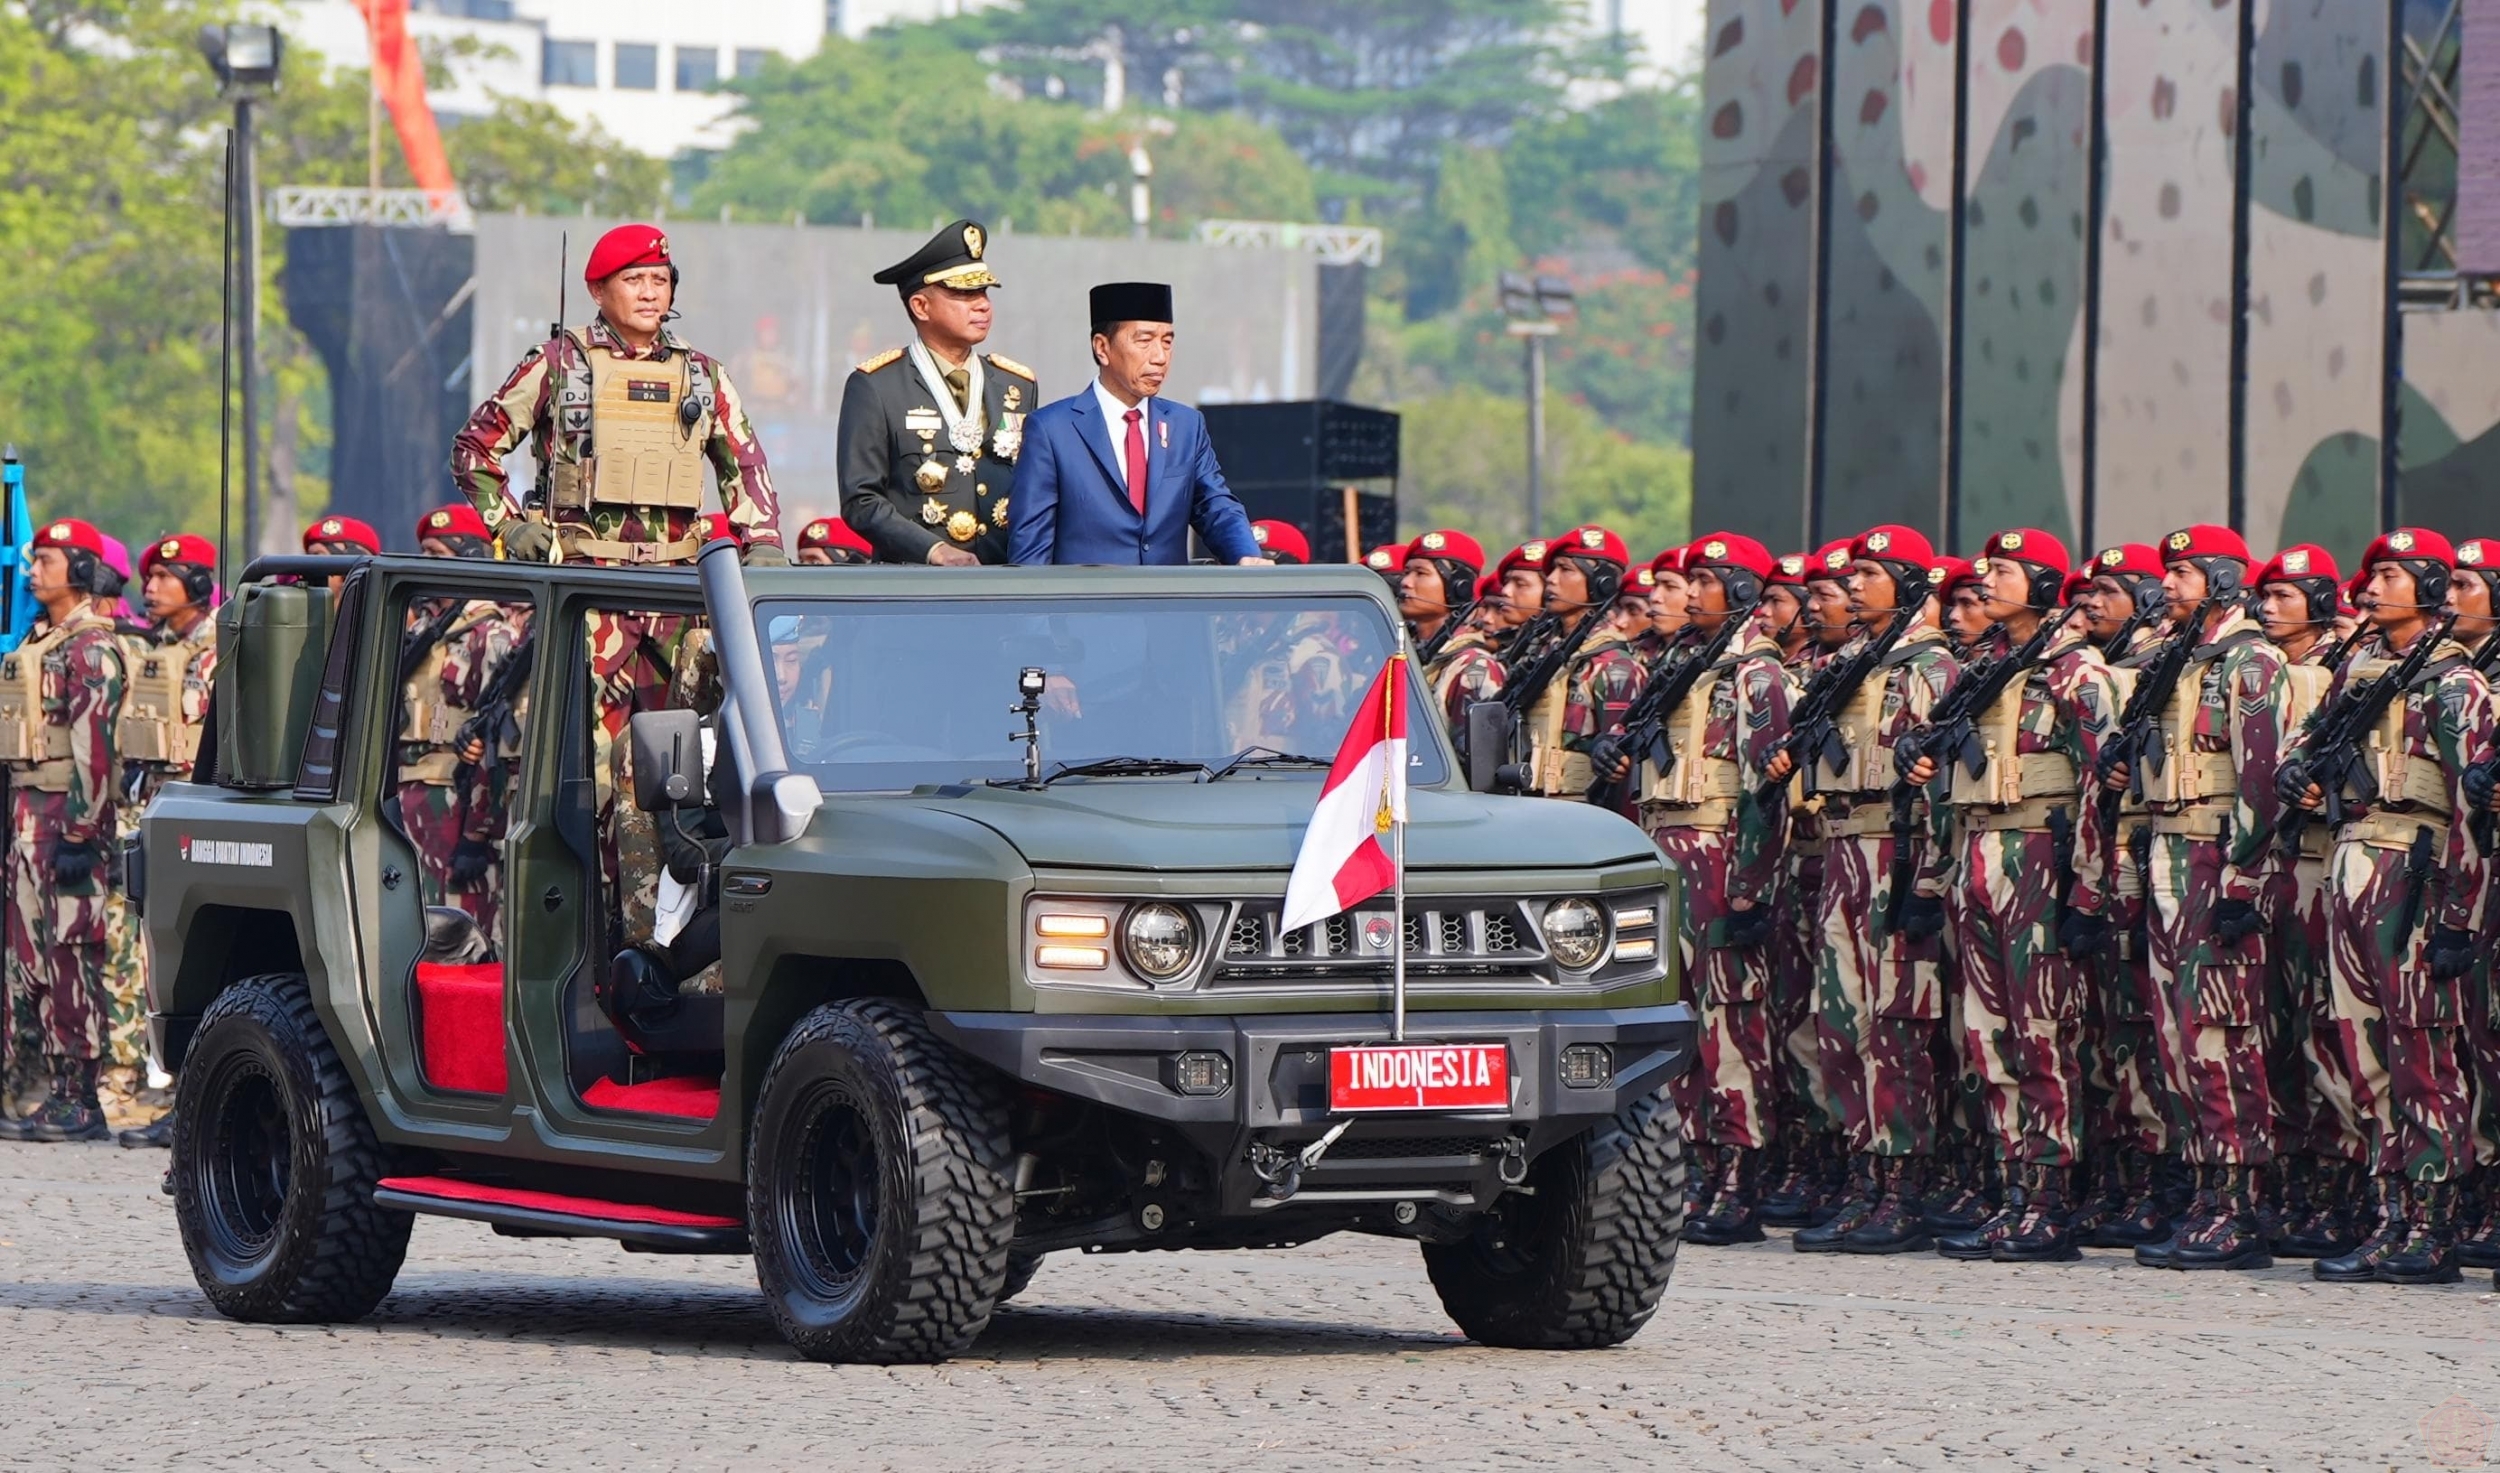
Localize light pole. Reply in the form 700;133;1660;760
1499;272;1575;539
1129;143;1153;241
199;23;283;560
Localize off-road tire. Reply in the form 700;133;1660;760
1421;1088;1687;1350
173;973;413;1323
748;998;1015;1364
996;1250;1044;1305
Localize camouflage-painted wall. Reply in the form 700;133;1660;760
1692;0;1828;553
1818;0;1955;541
2244;0;2387;558
1956;0;2093;548
2093;0;2244;543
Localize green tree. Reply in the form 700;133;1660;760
1503;81;1701;281
1394;385;1689;554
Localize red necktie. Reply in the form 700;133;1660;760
1123;406;1148;515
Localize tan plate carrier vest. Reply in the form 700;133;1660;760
548;335;712;516
2133;641;2247;838
1639;664;1744;830
118;635;201;770
0;619;110;791
1818;657;1925;838
1943;669;2082;831
1525;673;1588;797
397;604;497;785
2333;651;2457;852
2281;660;2335;860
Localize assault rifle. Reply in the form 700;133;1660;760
1752;576;1934;811
2275;610;2460;855
398;598;469;687
1413;598;1476;671
2091;601;2217;831
1586;606;1750;809
453;625;537;797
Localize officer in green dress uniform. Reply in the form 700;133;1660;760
838;218;1035;565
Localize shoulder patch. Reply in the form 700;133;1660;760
856;348;905;374
985;352;1035;381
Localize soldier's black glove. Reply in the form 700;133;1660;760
2273;759;2313;809
497;518;554;563
741;541;788;568
2465;759;2498;814
447;839;496;890
1720;905;1774;950
2211;898;2262;946
1589;734;1630;782
2057;908;2113;959
2427;926;2476;981
51;838;105;889
1895;894;1947;943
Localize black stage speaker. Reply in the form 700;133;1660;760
1201;400;1399;564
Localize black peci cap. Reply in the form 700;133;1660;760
872;219;1001;298
1089;281;1173;331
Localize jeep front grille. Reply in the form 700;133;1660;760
1211;900;1547;981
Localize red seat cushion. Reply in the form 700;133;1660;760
414;962;506;1094
581;1074;722;1120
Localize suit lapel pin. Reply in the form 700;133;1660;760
1157;417;1167;451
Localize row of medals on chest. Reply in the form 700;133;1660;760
912;381;1023;543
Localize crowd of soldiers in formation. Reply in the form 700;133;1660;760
1376;515;2500;1289
10;486;2500;1299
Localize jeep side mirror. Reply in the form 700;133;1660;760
629;709;706;811
1463;702;1514;795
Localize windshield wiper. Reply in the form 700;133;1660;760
1036;755;1212;786
1205;746;1331;782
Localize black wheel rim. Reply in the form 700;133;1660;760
200;1058;292;1264
779;1081;882;1303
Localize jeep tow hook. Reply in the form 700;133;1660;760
1249;1119;1355;1203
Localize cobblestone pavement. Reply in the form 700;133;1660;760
3;1143;2496;1471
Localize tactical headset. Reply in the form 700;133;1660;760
2272;575;2338;626
2182;553;2245;600
2001;556;2064;614
1555;551;1623;610
2379;557;2451;611
155;559;215;612
1697;559;1764;611
88;561;127;601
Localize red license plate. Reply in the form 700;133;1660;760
1328;1043;1510;1113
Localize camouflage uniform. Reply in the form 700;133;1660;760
104;615;218;1072
2;608;126;1072
1424;627;1505;734
1522;623;1641;799
396;600;532;945
1945;636;2118;1168
1765;646;1841;1211
1805;626;1960;1224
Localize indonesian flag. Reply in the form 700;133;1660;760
359;0;459;202
1280;654;1409;933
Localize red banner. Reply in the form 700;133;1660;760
358;0;457;201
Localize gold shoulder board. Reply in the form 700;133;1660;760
985;353;1036;381
856;348;905;374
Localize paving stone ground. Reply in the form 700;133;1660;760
3;1142;2496;1471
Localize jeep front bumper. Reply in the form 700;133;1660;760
930;1004;1695;1216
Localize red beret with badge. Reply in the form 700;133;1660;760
2158;524;2252;568
2358;527;2455;571
584;223;671;284
799;517;875;558
1405;528;1485;576
1685;531;1775;581
1768;552;1811;588
1849;524;1938;573
2089;543;2163;581
1474;573;1502;604
141;533;218;577
37;518;107;558
1808;539;1855;580
1648;545;1689;578
1363;543;1409;575
1250;520;1309;565
1497;539;1552;579
2457;537;2494;573
2255;543;2341;588
1931;556;1981;593
304;515;382;555
1556;524;1628;567
418;504;492;545
1984;527;2070;576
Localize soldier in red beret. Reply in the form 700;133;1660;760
1362;543;1408;586
1765;525;1962;1254
794;516;874;566
1645;546;1693;652
302;514;381;557
2454;537;2500;1274
1931;557;1990;659
2281;529;2495;1285
0;520;129;1142
1400;530;1500;731
1247;520;1309;566
2090;524;2292;1271
2079;543;2166;660
416;504;495;558
1511;526;1643;801
1493;540;1551;640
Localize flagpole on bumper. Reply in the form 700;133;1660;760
1388;639;1408;1042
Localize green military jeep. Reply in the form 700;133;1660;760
138;545;1692;1364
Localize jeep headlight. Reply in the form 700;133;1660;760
1540;897;1607;971
1122;903;1199;982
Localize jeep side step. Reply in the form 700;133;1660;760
373;1175;750;1252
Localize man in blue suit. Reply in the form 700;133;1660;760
1008;282;1270;566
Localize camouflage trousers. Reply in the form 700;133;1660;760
2144;832;2275;1166
2472;958;2500;1169
2323;836;2474;1183
1814;827;1944;1158
6;791;112;1063
1772;848;1838;1135
397;777;501;943
100;806;148;1069
586;609;687;952
1652;822;1774;1151
2081;826;2170;1155
1947;824;2087;1167
2265;856;2366;1165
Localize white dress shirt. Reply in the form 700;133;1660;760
1092;377;1153;492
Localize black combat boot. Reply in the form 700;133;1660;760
1841;1154;1935;1254
2168;1163;2271;1270
2064;1151;2121;1242
2096;1146;2173;1249
19;1059;110;1144
1921;1144;1993;1235
116;1114;172;1149
2151;1152;2196;1219
1795;1152;1877;1253
1994;1162;2082;1263
2275;1156;2363;1259
2376;1180;2463;1286
1757;1124;1824;1227
2315;1174;2408;1282
2449;1170;2499;1271
2134;1164;2220;1269
1685;1145;1768;1245
1935;1163;2024;1261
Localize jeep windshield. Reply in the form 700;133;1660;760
754;594;1447;793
